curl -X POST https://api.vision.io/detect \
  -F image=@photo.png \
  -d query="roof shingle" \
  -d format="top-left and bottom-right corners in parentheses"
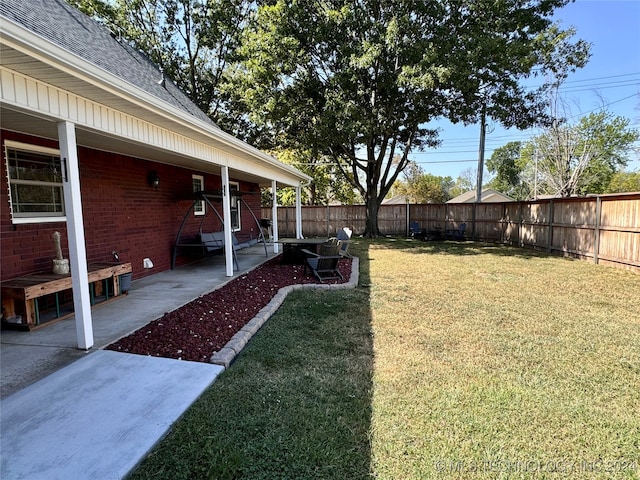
top-left (0, 0), bottom-right (216, 126)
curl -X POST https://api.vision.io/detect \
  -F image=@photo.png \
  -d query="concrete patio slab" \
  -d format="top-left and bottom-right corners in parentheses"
top-left (1, 350), bottom-right (223, 480)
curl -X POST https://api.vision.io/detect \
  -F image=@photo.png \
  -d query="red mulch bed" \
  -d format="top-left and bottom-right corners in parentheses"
top-left (106, 257), bottom-right (352, 363)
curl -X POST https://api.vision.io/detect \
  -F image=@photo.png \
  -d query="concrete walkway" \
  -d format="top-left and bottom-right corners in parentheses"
top-left (0, 246), bottom-right (271, 479)
top-left (0, 246), bottom-right (359, 479)
top-left (1, 350), bottom-right (223, 480)
top-left (1, 245), bottom-right (272, 399)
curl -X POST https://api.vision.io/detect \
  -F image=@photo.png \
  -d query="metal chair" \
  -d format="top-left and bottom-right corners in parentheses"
top-left (336, 227), bottom-right (353, 258)
top-left (302, 242), bottom-right (343, 282)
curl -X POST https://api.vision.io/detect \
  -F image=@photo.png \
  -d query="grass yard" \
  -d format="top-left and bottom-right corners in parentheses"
top-left (129, 239), bottom-right (640, 480)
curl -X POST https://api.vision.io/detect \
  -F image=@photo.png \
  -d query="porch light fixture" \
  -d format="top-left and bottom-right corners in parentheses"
top-left (147, 170), bottom-right (160, 189)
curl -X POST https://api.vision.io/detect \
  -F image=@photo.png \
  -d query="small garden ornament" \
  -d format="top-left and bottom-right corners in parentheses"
top-left (52, 231), bottom-right (70, 275)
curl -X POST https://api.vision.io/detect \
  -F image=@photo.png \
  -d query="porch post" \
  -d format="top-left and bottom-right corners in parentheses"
top-left (221, 166), bottom-right (234, 277)
top-left (271, 180), bottom-right (279, 253)
top-left (58, 121), bottom-right (93, 350)
top-left (295, 184), bottom-right (303, 239)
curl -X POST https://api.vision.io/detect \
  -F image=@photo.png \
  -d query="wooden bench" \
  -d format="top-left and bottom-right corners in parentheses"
top-left (1, 262), bottom-right (132, 330)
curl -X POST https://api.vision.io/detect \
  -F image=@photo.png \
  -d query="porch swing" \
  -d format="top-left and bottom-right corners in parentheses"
top-left (171, 190), bottom-right (268, 270)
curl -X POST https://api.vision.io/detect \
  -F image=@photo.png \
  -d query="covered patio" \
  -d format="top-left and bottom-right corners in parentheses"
top-left (0, 243), bottom-right (274, 400)
top-left (1, 0), bottom-right (312, 353)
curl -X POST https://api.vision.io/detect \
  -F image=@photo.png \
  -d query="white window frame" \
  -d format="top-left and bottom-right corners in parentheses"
top-left (229, 181), bottom-right (241, 231)
top-left (192, 174), bottom-right (205, 216)
top-left (4, 140), bottom-right (66, 224)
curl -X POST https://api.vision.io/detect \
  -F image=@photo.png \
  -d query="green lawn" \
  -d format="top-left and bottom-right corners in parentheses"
top-left (129, 239), bottom-right (640, 480)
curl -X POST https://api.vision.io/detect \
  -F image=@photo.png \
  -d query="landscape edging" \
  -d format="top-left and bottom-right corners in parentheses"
top-left (209, 256), bottom-right (360, 368)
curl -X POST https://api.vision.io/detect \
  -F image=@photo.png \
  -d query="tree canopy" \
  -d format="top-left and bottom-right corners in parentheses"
top-left (230, 0), bottom-right (589, 235)
top-left (68, 0), bottom-right (251, 127)
top-left (487, 111), bottom-right (639, 197)
top-left (389, 162), bottom-right (454, 203)
top-left (486, 141), bottom-right (532, 200)
top-left (69, 0), bottom-right (591, 234)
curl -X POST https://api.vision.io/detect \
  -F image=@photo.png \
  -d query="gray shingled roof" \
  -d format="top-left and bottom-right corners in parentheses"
top-left (0, 0), bottom-right (216, 126)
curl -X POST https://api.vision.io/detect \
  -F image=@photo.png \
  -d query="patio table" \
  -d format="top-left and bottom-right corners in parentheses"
top-left (278, 238), bottom-right (330, 263)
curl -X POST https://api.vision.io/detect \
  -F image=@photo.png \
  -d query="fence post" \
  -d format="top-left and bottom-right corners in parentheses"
top-left (471, 203), bottom-right (477, 240)
top-left (406, 203), bottom-right (410, 236)
top-left (285, 207), bottom-right (289, 237)
top-left (519, 201), bottom-right (524, 247)
top-left (594, 196), bottom-right (602, 264)
top-left (326, 204), bottom-right (330, 237)
top-left (547, 200), bottom-right (554, 253)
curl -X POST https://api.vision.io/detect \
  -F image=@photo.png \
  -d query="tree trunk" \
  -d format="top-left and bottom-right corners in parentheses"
top-left (363, 193), bottom-right (382, 237)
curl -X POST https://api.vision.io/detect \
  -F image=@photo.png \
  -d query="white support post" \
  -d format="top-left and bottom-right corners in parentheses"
top-left (221, 166), bottom-right (234, 277)
top-left (271, 180), bottom-right (279, 253)
top-left (295, 184), bottom-right (303, 239)
top-left (58, 121), bottom-right (93, 350)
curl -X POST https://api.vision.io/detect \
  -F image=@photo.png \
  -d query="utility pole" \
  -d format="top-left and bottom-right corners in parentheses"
top-left (473, 104), bottom-right (487, 240)
top-left (533, 148), bottom-right (538, 200)
top-left (476, 104), bottom-right (487, 203)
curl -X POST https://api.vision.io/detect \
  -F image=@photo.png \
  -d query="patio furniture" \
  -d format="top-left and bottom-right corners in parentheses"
top-left (446, 223), bottom-right (467, 240)
top-left (171, 190), bottom-right (268, 270)
top-left (1, 262), bottom-right (132, 330)
top-left (278, 237), bottom-right (329, 263)
top-left (409, 221), bottom-right (426, 239)
top-left (336, 227), bottom-right (353, 258)
top-left (302, 242), bottom-right (343, 282)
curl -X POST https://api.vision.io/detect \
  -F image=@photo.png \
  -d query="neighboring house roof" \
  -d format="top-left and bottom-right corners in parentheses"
top-left (0, 0), bottom-right (311, 187)
top-left (382, 195), bottom-right (411, 205)
top-left (447, 189), bottom-right (515, 203)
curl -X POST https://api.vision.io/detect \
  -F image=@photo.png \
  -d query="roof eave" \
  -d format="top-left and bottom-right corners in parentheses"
top-left (0, 16), bottom-right (312, 185)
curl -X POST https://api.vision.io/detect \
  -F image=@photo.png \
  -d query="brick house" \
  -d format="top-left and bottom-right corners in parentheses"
top-left (0, 0), bottom-right (310, 348)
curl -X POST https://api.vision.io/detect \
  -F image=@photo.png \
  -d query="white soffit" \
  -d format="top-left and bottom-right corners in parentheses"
top-left (0, 19), bottom-right (311, 187)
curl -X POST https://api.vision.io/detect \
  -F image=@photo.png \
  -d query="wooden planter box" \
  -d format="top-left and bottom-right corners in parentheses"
top-left (1, 262), bottom-right (132, 331)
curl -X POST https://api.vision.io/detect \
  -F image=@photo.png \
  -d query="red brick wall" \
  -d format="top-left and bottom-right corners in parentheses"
top-left (1, 130), bottom-right (263, 281)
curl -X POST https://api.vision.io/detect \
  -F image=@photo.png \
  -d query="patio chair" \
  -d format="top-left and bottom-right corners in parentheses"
top-left (409, 221), bottom-right (425, 239)
top-left (450, 222), bottom-right (467, 240)
top-left (301, 242), bottom-right (343, 282)
top-left (336, 227), bottom-right (353, 258)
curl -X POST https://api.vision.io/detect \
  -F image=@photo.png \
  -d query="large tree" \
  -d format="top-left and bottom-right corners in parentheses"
top-left (231, 0), bottom-right (590, 235)
top-left (486, 141), bottom-right (532, 200)
top-left (531, 111), bottom-right (639, 196)
top-left (390, 162), bottom-right (454, 203)
top-left (487, 112), bottom-right (639, 198)
top-left (68, 0), bottom-right (251, 127)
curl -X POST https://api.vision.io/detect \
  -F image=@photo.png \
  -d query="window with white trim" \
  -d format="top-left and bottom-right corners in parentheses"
top-left (4, 141), bottom-right (65, 224)
top-left (192, 174), bottom-right (205, 216)
top-left (230, 181), bottom-right (241, 231)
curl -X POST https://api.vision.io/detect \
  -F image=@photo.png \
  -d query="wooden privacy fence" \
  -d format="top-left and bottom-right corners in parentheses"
top-left (262, 193), bottom-right (640, 272)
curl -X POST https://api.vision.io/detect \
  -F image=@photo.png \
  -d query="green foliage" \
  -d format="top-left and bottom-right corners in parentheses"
top-left (532, 111), bottom-right (639, 196)
top-left (66, 0), bottom-right (116, 20)
top-left (488, 111), bottom-right (639, 198)
top-left (605, 170), bottom-right (640, 193)
top-left (391, 161), bottom-right (454, 203)
top-left (486, 141), bottom-right (531, 200)
top-left (259, 149), bottom-right (359, 206)
top-left (450, 168), bottom-right (477, 198)
top-left (229, 0), bottom-right (589, 235)
top-left (69, 0), bottom-right (251, 125)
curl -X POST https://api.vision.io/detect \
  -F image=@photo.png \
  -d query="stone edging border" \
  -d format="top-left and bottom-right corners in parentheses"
top-left (209, 256), bottom-right (360, 368)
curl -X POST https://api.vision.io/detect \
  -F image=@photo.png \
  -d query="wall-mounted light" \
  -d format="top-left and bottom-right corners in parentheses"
top-left (147, 170), bottom-right (160, 189)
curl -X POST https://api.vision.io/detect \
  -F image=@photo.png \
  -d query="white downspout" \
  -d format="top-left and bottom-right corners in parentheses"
top-left (221, 166), bottom-right (234, 277)
top-left (271, 180), bottom-right (279, 253)
top-left (58, 121), bottom-right (93, 350)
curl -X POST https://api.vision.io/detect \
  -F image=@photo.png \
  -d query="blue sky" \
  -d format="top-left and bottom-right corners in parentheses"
top-left (410, 0), bottom-right (640, 181)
